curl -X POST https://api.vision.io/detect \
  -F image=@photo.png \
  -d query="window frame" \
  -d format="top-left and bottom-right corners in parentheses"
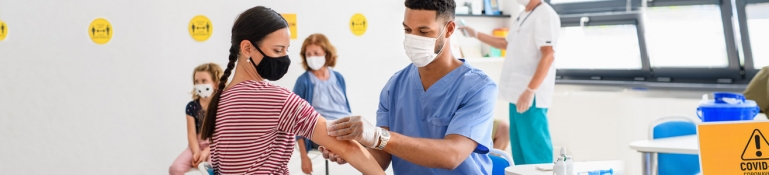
top-left (643, 0), bottom-right (743, 84)
top-left (736, 0), bottom-right (769, 77)
top-left (547, 0), bottom-right (643, 15)
top-left (556, 12), bottom-right (652, 81)
top-left (552, 0), bottom-right (748, 86)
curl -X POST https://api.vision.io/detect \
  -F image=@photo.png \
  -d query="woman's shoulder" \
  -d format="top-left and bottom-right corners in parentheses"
top-left (330, 69), bottom-right (344, 76)
top-left (229, 80), bottom-right (293, 96)
top-left (330, 69), bottom-right (346, 81)
top-left (295, 71), bottom-right (313, 84)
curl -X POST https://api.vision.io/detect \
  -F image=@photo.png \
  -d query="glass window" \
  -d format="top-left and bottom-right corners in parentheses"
top-left (644, 5), bottom-right (729, 68)
top-left (550, 0), bottom-right (613, 4)
top-left (555, 24), bottom-right (643, 69)
top-left (747, 3), bottom-right (769, 69)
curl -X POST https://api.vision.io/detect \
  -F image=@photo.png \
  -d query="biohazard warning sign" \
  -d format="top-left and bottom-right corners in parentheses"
top-left (699, 121), bottom-right (769, 175)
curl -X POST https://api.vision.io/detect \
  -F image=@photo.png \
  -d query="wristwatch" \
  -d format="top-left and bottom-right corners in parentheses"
top-left (375, 128), bottom-right (390, 150)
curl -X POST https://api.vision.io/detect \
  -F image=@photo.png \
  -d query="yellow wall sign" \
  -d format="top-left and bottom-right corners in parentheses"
top-left (89, 18), bottom-right (112, 44)
top-left (0, 20), bottom-right (7, 41)
top-left (281, 14), bottom-right (297, 40)
top-left (698, 121), bottom-right (769, 174)
top-left (188, 15), bottom-right (213, 42)
top-left (349, 13), bottom-right (367, 36)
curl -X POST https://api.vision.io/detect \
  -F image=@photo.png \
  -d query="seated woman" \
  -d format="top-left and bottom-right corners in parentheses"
top-left (198, 6), bottom-right (384, 175)
top-left (293, 33), bottom-right (352, 174)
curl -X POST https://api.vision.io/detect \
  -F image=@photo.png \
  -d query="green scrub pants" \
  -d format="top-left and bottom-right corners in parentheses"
top-left (509, 98), bottom-right (553, 165)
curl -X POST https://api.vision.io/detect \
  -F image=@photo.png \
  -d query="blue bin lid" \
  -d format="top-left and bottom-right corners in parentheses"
top-left (699, 92), bottom-right (758, 109)
top-left (699, 99), bottom-right (758, 109)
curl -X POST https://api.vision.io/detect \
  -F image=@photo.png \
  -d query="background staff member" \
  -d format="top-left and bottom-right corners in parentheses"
top-left (460, 0), bottom-right (560, 165)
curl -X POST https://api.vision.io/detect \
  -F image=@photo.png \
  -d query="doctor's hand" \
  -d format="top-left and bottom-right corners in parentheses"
top-left (328, 116), bottom-right (380, 148)
top-left (318, 146), bottom-right (348, 165)
top-left (516, 88), bottom-right (536, 113)
top-left (458, 26), bottom-right (478, 38)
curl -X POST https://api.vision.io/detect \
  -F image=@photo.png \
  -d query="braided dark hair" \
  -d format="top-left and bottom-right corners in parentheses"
top-left (199, 6), bottom-right (288, 140)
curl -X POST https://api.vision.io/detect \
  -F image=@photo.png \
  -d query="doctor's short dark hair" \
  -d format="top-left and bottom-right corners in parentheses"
top-left (405, 0), bottom-right (456, 22)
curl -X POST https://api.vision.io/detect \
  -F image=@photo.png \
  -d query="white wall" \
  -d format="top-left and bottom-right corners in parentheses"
top-left (0, 0), bottom-right (740, 175)
top-left (0, 0), bottom-right (407, 174)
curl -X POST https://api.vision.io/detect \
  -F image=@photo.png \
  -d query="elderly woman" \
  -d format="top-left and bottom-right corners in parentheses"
top-left (293, 33), bottom-right (352, 174)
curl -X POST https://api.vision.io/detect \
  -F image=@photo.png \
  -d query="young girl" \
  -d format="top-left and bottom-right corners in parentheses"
top-left (198, 6), bottom-right (384, 175)
top-left (169, 63), bottom-right (223, 175)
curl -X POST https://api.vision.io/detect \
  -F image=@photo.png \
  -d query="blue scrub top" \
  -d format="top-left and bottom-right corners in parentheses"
top-left (376, 62), bottom-right (498, 175)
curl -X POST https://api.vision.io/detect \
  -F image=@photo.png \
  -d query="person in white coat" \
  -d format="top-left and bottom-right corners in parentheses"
top-left (459, 0), bottom-right (560, 165)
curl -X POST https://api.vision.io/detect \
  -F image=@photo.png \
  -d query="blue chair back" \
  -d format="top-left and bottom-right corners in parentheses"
top-left (489, 149), bottom-right (513, 175)
top-left (653, 120), bottom-right (700, 175)
top-left (490, 154), bottom-right (510, 175)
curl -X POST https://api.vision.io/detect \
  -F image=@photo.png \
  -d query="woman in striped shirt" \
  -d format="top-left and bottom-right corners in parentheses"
top-left (198, 6), bottom-right (384, 175)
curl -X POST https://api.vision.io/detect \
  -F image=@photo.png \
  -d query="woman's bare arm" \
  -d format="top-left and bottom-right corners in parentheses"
top-left (311, 117), bottom-right (385, 175)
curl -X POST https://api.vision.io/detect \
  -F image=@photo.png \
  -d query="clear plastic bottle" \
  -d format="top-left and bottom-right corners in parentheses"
top-left (554, 157), bottom-right (566, 175)
top-left (565, 156), bottom-right (574, 175)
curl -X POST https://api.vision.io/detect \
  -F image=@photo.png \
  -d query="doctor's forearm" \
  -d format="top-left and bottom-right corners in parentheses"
top-left (527, 48), bottom-right (555, 90)
top-left (383, 133), bottom-right (475, 170)
top-left (477, 33), bottom-right (508, 49)
top-left (366, 148), bottom-right (392, 170)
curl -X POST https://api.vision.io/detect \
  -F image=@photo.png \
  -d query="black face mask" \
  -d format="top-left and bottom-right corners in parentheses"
top-left (249, 46), bottom-right (291, 81)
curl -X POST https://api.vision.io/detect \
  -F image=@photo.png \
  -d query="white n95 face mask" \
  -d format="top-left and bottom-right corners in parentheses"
top-left (194, 84), bottom-right (214, 99)
top-left (306, 56), bottom-right (326, 70)
top-left (518, 0), bottom-right (531, 5)
top-left (404, 26), bottom-right (448, 67)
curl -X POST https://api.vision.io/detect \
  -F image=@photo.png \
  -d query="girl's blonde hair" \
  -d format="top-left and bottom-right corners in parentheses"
top-left (191, 63), bottom-right (224, 100)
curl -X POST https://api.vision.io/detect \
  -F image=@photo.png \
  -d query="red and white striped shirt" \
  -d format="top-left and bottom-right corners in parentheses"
top-left (211, 80), bottom-right (319, 174)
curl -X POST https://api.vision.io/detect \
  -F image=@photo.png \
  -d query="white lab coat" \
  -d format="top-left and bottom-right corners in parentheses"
top-left (498, 3), bottom-right (561, 108)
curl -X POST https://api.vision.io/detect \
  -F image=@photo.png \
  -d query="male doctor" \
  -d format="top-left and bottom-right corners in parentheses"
top-left (318, 0), bottom-right (499, 174)
top-left (460, 0), bottom-right (560, 165)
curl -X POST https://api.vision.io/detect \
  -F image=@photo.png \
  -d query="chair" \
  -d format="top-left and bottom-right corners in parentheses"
top-left (489, 148), bottom-right (514, 175)
top-left (199, 162), bottom-right (213, 175)
top-left (182, 162), bottom-right (211, 175)
top-left (299, 137), bottom-right (330, 175)
top-left (649, 116), bottom-right (700, 175)
top-left (306, 150), bottom-right (330, 175)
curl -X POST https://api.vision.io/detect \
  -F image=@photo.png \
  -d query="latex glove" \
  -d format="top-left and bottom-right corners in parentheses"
top-left (318, 146), bottom-right (348, 165)
top-left (301, 156), bottom-right (313, 174)
top-left (458, 26), bottom-right (478, 38)
top-left (328, 116), bottom-right (380, 148)
top-left (516, 88), bottom-right (536, 113)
